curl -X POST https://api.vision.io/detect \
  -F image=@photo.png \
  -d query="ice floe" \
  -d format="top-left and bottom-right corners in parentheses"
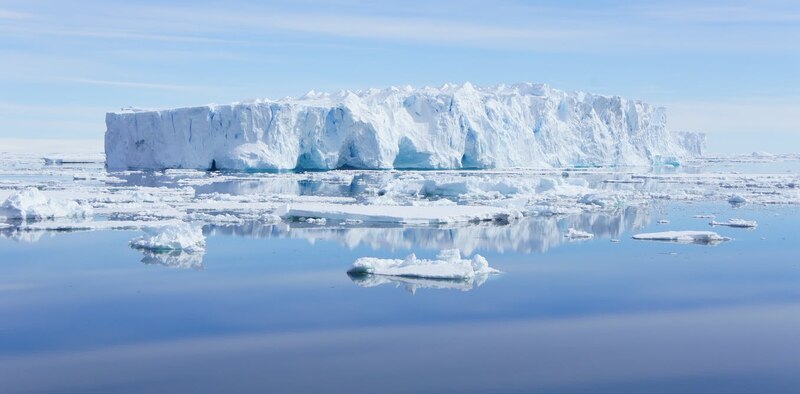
top-left (632, 231), bottom-right (731, 244)
top-left (348, 249), bottom-right (498, 280)
top-left (0, 187), bottom-right (92, 222)
top-left (130, 223), bottom-right (206, 252)
top-left (710, 219), bottom-right (758, 228)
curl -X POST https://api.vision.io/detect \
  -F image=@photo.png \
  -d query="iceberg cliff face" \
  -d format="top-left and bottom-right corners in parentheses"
top-left (105, 82), bottom-right (705, 171)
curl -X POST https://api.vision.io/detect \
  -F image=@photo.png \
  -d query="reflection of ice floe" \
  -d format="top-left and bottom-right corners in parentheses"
top-left (277, 202), bottom-right (523, 225)
top-left (208, 206), bottom-right (652, 254)
top-left (130, 223), bottom-right (206, 252)
top-left (565, 228), bottom-right (594, 240)
top-left (139, 250), bottom-right (204, 270)
top-left (348, 249), bottom-right (498, 280)
top-left (0, 227), bottom-right (46, 243)
top-left (710, 219), bottom-right (757, 228)
top-left (632, 231), bottom-right (730, 244)
top-left (348, 271), bottom-right (492, 294)
top-left (0, 188), bottom-right (92, 221)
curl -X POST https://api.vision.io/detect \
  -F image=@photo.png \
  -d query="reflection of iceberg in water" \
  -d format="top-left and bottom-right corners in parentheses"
top-left (0, 227), bottom-right (46, 243)
top-left (207, 206), bottom-right (653, 254)
top-left (138, 250), bottom-right (204, 270)
top-left (348, 271), bottom-right (492, 294)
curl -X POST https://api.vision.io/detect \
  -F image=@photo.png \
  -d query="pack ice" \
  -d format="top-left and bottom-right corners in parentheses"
top-left (105, 82), bottom-right (704, 171)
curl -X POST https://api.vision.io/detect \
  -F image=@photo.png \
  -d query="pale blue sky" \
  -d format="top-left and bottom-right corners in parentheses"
top-left (1, 0), bottom-right (798, 151)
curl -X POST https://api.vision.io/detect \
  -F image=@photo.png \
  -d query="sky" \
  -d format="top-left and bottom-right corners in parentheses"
top-left (0, 0), bottom-right (799, 151)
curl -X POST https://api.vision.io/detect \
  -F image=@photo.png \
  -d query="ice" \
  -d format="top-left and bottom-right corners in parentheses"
top-left (105, 82), bottom-right (704, 171)
top-left (710, 219), bottom-right (757, 228)
top-left (632, 231), bottom-right (731, 244)
top-left (728, 194), bottom-right (748, 205)
top-left (129, 223), bottom-right (206, 252)
top-left (347, 249), bottom-right (498, 280)
top-left (277, 202), bottom-right (523, 225)
top-left (565, 228), bottom-right (594, 240)
top-left (0, 188), bottom-right (92, 222)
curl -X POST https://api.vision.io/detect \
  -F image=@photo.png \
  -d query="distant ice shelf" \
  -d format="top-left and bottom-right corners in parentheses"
top-left (105, 82), bottom-right (705, 171)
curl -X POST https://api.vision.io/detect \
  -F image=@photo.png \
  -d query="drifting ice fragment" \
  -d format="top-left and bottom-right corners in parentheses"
top-left (632, 231), bottom-right (730, 244)
top-left (130, 223), bottom-right (206, 252)
top-left (710, 219), bottom-right (757, 228)
top-left (728, 194), bottom-right (748, 205)
top-left (348, 249), bottom-right (498, 280)
top-left (0, 188), bottom-right (92, 221)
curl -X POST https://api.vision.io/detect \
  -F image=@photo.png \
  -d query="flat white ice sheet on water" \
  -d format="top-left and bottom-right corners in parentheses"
top-left (129, 223), bottom-right (206, 252)
top-left (710, 219), bottom-right (758, 228)
top-left (632, 231), bottom-right (730, 244)
top-left (348, 249), bottom-right (498, 280)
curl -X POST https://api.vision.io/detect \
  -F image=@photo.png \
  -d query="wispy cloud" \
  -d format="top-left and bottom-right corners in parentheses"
top-left (0, 9), bottom-right (32, 19)
top-left (63, 78), bottom-right (206, 91)
top-left (665, 97), bottom-right (800, 133)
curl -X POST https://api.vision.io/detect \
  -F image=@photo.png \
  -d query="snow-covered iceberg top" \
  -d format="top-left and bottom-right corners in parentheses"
top-left (105, 82), bottom-right (705, 171)
top-left (348, 249), bottom-right (498, 280)
top-left (130, 223), bottom-right (206, 252)
top-left (0, 187), bottom-right (92, 222)
top-left (632, 230), bottom-right (730, 244)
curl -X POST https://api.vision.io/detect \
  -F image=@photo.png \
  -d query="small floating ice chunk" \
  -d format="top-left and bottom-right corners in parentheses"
top-left (693, 214), bottom-right (716, 219)
top-left (130, 223), bottom-right (206, 252)
top-left (305, 217), bottom-right (327, 225)
top-left (728, 194), bottom-right (748, 205)
top-left (0, 188), bottom-right (92, 221)
top-left (710, 218), bottom-right (757, 228)
top-left (632, 230), bottom-right (730, 244)
top-left (565, 228), bottom-right (594, 240)
top-left (657, 219), bottom-right (670, 224)
top-left (348, 249), bottom-right (498, 280)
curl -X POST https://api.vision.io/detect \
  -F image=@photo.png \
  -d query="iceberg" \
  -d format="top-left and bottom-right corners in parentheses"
top-left (347, 249), bottom-right (498, 280)
top-left (632, 231), bottom-right (730, 244)
top-left (105, 82), bottom-right (704, 171)
top-left (129, 223), bottom-right (206, 252)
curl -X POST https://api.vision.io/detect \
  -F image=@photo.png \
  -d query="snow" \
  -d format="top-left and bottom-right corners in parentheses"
top-left (347, 249), bottom-right (498, 280)
top-left (0, 188), bottom-right (92, 221)
top-left (710, 219), bottom-right (757, 228)
top-left (105, 82), bottom-right (704, 171)
top-left (277, 202), bottom-right (523, 225)
top-left (632, 231), bottom-right (731, 244)
top-left (129, 223), bottom-right (206, 252)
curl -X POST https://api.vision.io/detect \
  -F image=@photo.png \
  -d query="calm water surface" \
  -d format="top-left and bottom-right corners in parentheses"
top-left (1, 176), bottom-right (800, 392)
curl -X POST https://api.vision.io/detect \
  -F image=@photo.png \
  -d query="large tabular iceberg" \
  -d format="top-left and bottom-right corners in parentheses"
top-left (105, 82), bottom-right (705, 171)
